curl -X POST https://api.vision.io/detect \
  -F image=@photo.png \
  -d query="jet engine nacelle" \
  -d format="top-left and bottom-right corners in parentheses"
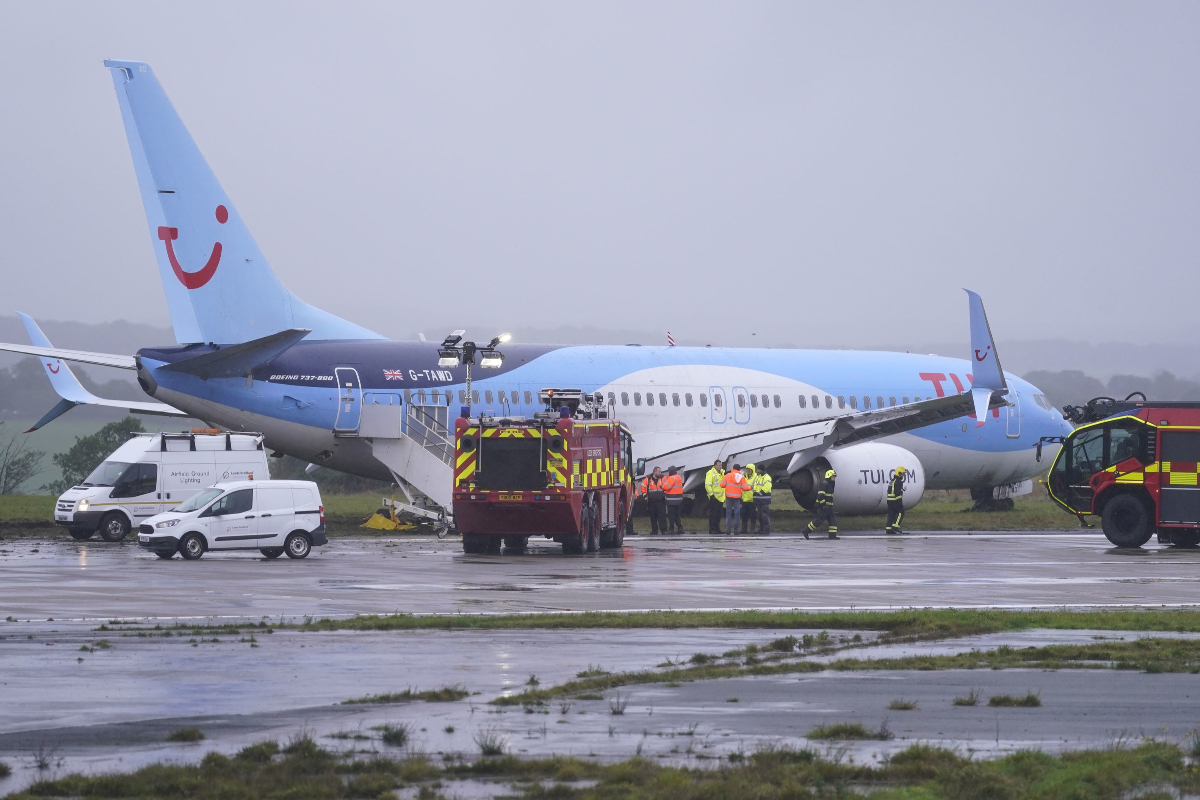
top-left (790, 442), bottom-right (925, 515)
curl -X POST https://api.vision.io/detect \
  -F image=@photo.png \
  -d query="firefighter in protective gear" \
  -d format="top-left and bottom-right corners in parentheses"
top-left (638, 466), bottom-right (669, 535)
top-left (753, 468), bottom-right (774, 534)
top-left (885, 466), bottom-right (906, 535)
top-left (740, 464), bottom-right (758, 534)
top-left (663, 466), bottom-right (685, 534)
top-left (719, 465), bottom-right (748, 535)
top-left (705, 459), bottom-right (725, 534)
top-left (805, 468), bottom-right (839, 539)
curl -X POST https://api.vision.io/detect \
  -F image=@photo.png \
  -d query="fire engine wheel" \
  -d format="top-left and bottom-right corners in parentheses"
top-left (585, 499), bottom-right (600, 553)
top-left (1100, 494), bottom-right (1154, 548)
top-left (462, 533), bottom-right (492, 554)
top-left (503, 536), bottom-right (527, 553)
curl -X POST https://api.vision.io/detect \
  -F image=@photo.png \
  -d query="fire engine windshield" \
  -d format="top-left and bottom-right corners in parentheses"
top-left (475, 438), bottom-right (546, 491)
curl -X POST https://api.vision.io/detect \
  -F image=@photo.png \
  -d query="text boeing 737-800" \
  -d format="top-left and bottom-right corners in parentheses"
top-left (0, 60), bottom-right (1072, 516)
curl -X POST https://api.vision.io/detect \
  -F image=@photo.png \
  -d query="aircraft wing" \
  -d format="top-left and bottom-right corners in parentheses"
top-left (10, 313), bottom-right (186, 431)
top-left (0, 342), bottom-right (137, 370)
top-left (653, 288), bottom-right (1012, 485)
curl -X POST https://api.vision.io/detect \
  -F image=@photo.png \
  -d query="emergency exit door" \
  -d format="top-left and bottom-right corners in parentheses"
top-left (333, 367), bottom-right (362, 433)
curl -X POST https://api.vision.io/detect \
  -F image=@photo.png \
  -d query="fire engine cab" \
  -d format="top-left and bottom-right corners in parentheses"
top-left (1047, 396), bottom-right (1200, 547)
top-left (452, 389), bottom-right (635, 555)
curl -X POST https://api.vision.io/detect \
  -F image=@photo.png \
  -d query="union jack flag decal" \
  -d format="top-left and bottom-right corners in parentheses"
top-left (383, 370), bottom-right (405, 381)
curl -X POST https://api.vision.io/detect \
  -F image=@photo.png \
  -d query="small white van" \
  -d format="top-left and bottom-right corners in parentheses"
top-left (137, 480), bottom-right (326, 560)
top-left (55, 431), bottom-right (270, 542)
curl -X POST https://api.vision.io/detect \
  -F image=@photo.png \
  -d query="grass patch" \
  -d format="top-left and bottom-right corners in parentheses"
top-left (888, 698), bottom-right (918, 710)
top-left (0, 760), bottom-right (9, 778)
top-left (18, 734), bottom-right (1200, 798)
top-left (343, 684), bottom-right (469, 704)
top-left (165, 727), bottom-right (205, 743)
top-left (473, 726), bottom-right (508, 756)
top-left (953, 688), bottom-right (982, 706)
top-left (807, 720), bottom-right (893, 740)
top-left (375, 723), bottom-right (413, 747)
top-left (296, 607), bottom-right (1200, 641)
top-left (989, 691), bottom-right (1043, 707)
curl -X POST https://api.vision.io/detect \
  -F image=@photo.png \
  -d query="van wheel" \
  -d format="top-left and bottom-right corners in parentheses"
top-left (260, 548), bottom-right (284, 559)
top-left (179, 533), bottom-right (206, 560)
top-left (68, 529), bottom-right (94, 541)
top-left (1101, 495), bottom-right (1153, 548)
top-left (285, 533), bottom-right (311, 559)
top-left (98, 513), bottom-right (130, 542)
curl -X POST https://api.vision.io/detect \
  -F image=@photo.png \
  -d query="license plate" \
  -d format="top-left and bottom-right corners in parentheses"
top-left (497, 494), bottom-right (522, 501)
top-left (139, 535), bottom-right (149, 543)
top-left (56, 515), bottom-right (67, 521)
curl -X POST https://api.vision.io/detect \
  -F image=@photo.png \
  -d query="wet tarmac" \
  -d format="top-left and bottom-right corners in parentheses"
top-left (2, 531), bottom-right (1200, 624)
top-left (3, 532), bottom-right (1200, 793)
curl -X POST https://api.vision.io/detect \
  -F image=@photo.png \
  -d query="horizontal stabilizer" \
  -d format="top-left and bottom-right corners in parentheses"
top-left (160, 328), bottom-right (311, 380)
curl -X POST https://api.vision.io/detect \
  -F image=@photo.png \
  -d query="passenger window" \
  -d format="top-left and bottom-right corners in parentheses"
top-left (685, 393), bottom-right (693, 407)
top-left (863, 396), bottom-right (871, 409)
top-left (902, 397), bottom-right (909, 404)
top-left (737, 394), bottom-right (746, 409)
top-left (700, 394), bottom-right (708, 408)
top-left (510, 391), bottom-right (519, 404)
top-left (472, 390), bottom-right (480, 404)
top-left (773, 395), bottom-right (780, 408)
top-left (823, 396), bottom-right (830, 409)
top-left (672, 393), bottom-right (680, 407)
top-left (647, 393), bottom-right (655, 407)
top-left (621, 392), bottom-right (630, 406)
top-left (914, 396), bottom-right (921, 402)
top-left (714, 393), bottom-right (723, 408)
top-left (798, 395), bottom-right (807, 408)
top-left (485, 390), bottom-right (493, 404)
top-left (761, 394), bottom-right (768, 408)
top-left (750, 394), bottom-right (758, 408)
top-left (634, 393), bottom-right (642, 406)
top-left (838, 396), bottom-right (846, 409)
top-left (659, 392), bottom-right (667, 406)
top-left (458, 390), bottom-right (466, 404)
top-left (877, 396), bottom-right (884, 409)
top-left (608, 392), bottom-right (616, 405)
top-left (848, 396), bottom-right (857, 410)
top-left (889, 396), bottom-right (896, 407)
top-left (1109, 423), bottom-right (1148, 466)
top-left (417, 389), bottom-right (426, 403)
top-left (206, 488), bottom-right (253, 517)
top-left (525, 391), bottom-right (533, 405)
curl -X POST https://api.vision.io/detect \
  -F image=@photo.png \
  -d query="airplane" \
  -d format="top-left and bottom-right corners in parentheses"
top-left (0, 60), bottom-right (1073, 519)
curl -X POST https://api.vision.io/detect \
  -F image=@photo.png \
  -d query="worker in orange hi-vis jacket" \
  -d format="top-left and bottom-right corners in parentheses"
top-left (719, 465), bottom-right (748, 535)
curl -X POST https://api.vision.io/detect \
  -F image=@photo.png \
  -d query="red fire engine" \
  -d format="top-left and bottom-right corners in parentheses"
top-left (1047, 396), bottom-right (1200, 547)
top-left (452, 389), bottom-right (635, 555)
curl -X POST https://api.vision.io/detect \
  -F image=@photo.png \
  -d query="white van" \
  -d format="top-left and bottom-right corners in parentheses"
top-left (54, 431), bottom-right (270, 542)
top-left (137, 480), bottom-right (326, 560)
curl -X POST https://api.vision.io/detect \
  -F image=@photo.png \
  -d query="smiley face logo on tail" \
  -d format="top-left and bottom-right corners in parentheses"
top-left (158, 205), bottom-right (228, 289)
top-left (974, 345), bottom-right (991, 362)
top-left (45, 360), bottom-right (60, 374)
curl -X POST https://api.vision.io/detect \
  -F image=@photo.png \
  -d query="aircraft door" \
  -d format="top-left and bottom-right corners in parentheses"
top-left (333, 368), bottom-right (362, 433)
top-left (709, 387), bottom-right (727, 424)
top-left (1006, 391), bottom-right (1021, 439)
top-left (733, 386), bottom-right (750, 424)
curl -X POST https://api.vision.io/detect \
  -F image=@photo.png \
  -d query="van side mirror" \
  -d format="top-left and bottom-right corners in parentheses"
top-left (635, 458), bottom-right (646, 478)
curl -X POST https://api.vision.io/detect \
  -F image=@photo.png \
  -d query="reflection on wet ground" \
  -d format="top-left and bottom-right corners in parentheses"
top-left (3, 532), bottom-right (1200, 793)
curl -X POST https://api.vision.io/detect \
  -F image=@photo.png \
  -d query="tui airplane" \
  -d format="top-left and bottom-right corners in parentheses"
top-left (0, 61), bottom-right (1072, 516)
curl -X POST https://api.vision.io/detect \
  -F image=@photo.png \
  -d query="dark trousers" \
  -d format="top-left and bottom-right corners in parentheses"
top-left (666, 501), bottom-right (683, 533)
top-left (740, 499), bottom-right (757, 533)
top-left (807, 503), bottom-right (838, 534)
top-left (755, 499), bottom-right (771, 533)
top-left (708, 496), bottom-right (723, 533)
top-left (647, 498), bottom-right (668, 535)
top-left (886, 500), bottom-right (904, 533)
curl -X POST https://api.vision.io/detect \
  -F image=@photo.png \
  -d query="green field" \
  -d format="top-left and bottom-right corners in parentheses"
top-left (0, 483), bottom-right (1084, 537)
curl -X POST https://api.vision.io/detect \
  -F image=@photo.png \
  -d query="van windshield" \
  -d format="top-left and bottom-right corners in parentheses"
top-left (80, 461), bottom-right (132, 488)
top-left (174, 488), bottom-right (223, 513)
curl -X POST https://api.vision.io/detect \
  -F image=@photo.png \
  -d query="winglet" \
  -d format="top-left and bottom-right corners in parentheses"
top-left (964, 290), bottom-right (1007, 426)
top-left (15, 312), bottom-right (98, 404)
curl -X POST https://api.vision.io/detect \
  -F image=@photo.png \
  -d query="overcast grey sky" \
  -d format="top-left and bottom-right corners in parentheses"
top-left (2, 2), bottom-right (1197, 348)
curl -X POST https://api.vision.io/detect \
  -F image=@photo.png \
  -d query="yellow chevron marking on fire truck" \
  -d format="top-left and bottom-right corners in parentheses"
top-left (1145, 463), bottom-right (1160, 473)
top-left (1115, 473), bottom-right (1144, 484)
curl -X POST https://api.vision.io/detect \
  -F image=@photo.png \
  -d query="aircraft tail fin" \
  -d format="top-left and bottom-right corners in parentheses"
top-left (103, 60), bottom-right (383, 345)
top-left (964, 289), bottom-right (1008, 425)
